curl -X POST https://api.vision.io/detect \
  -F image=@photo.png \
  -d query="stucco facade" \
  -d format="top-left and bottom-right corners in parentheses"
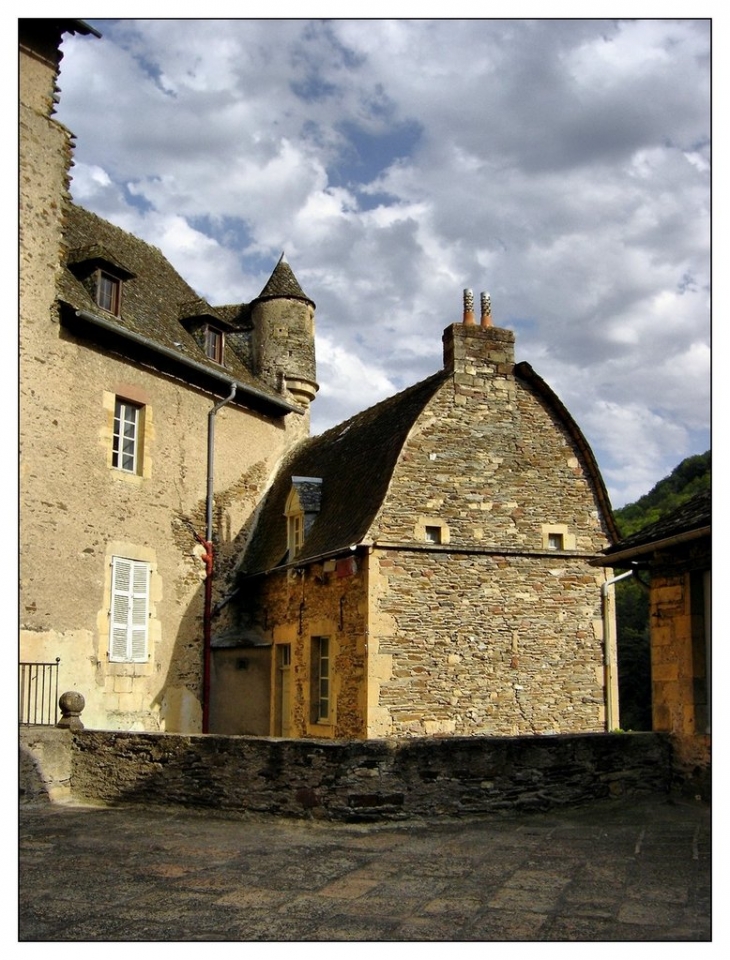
top-left (20, 21), bottom-right (315, 732)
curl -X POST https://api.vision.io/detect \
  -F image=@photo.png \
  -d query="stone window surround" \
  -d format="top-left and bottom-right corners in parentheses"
top-left (415, 516), bottom-right (451, 544)
top-left (541, 523), bottom-right (575, 551)
top-left (103, 387), bottom-right (153, 483)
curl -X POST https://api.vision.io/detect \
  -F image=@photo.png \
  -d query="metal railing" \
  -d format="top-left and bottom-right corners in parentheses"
top-left (19, 659), bottom-right (60, 726)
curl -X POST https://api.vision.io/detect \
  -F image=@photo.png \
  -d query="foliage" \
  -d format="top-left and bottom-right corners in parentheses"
top-left (612, 450), bottom-right (710, 730)
top-left (614, 451), bottom-right (711, 538)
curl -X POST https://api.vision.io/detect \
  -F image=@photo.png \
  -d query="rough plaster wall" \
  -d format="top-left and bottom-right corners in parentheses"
top-left (19, 35), bottom-right (310, 734)
top-left (252, 298), bottom-right (316, 399)
top-left (365, 373), bottom-right (610, 738)
top-left (20, 343), bottom-right (302, 732)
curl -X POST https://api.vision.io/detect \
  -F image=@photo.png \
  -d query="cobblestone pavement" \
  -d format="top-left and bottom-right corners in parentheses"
top-left (19, 793), bottom-right (711, 941)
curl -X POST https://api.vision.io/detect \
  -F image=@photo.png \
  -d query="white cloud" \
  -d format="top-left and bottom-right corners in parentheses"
top-left (56, 18), bottom-right (710, 508)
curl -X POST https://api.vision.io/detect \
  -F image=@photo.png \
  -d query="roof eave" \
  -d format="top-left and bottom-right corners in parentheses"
top-left (591, 525), bottom-right (711, 567)
top-left (67, 307), bottom-right (302, 415)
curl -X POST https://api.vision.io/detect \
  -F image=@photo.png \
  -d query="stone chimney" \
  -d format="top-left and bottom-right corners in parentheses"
top-left (443, 289), bottom-right (515, 377)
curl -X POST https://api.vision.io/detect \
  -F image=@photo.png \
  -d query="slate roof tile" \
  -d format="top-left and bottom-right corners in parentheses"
top-left (240, 371), bottom-right (449, 574)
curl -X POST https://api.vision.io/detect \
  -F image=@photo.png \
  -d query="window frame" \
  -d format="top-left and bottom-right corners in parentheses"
top-left (204, 324), bottom-right (225, 364)
top-left (108, 557), bottom-right (150, 663)
top-left (311, 636), bottom-right (331, 724)
top-left (96, 269), bottom-right (122, 316)
top-left (112, 398), bottom-right (143, 474)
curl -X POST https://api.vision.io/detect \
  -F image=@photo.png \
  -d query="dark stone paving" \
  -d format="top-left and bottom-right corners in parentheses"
top-left (19, 793), bottom-right (711, 941)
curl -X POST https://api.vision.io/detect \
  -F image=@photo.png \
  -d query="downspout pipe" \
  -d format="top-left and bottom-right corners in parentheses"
top-left (601, 568), bottom-right (634, 732)
top-left (202, 382), bottom-right (237, 733)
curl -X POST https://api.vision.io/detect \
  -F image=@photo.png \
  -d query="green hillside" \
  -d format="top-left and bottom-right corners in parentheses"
top-left (614, 450), bottom-right (711, 537)
top-left (613, 450), bottom-right (710, 730)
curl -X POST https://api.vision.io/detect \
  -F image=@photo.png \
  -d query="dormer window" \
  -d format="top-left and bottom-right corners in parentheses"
top-left (204, 325), bottom-right (224, 364)
top-left (96, 270), bottom-right (122, 315)
top-left (284, 477), bottom-right (322, 561)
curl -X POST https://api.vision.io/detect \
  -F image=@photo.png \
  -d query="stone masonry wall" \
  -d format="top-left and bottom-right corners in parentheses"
top-left (365, 331), bottom-right (613, 738)
top-left (370, 549), bottom-right (606, 737)
top-left (240, 561), bottom-right (370, 739)
top-left (58, 729), bottom-right (671, 821)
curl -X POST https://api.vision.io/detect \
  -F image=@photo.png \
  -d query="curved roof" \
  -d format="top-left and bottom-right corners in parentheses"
top-left (515, 361), bottom-right (620, 543)
top-left (240, 372), bottom-right (449, 574)
top-left (241, 353), bottom-right (619, 576)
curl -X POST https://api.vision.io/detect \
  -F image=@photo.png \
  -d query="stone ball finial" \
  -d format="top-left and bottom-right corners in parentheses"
top-left (57, 691), bottom-right (85, 730)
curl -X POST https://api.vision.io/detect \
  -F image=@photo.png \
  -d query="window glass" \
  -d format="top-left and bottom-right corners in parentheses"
top-left (205, 326), bottom-right (224, 363)
top-left (112, 399), bottom-right (141, 473)
top-left (97, 271), bottom-right (121, 314)
top-left (312, 636), bottom-right (330, 722)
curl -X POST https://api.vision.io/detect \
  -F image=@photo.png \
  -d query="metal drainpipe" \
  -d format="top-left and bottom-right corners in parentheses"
top-left (601, 568), bottom-right (634, 731)
top-left (202, 382), bottom-right (237, 733)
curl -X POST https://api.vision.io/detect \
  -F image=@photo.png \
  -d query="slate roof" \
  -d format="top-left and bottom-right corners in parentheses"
top-left (57, 204), bottom-right (298, 413)
top-left (597, 487), bottom-right (711, 564)
top-left (240, 372), bottom-right (449, 574)
top-left (240, 357), bottom-right (618, 576)
top-left (252, 253), bottom-right (315, 306)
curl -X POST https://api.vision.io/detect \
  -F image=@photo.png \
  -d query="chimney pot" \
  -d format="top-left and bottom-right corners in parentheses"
top-left (463, 288), bottom-right (476, 326)
top-left (480, 291), bottom-right (492, 327)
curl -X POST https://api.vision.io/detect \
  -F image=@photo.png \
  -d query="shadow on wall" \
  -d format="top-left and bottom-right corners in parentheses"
top-left (151, 498), bottom-right (271, 735)
top-left (60, 729), bottom-right (676, 823)
top-left (20, 745), bottom-right (52, 803)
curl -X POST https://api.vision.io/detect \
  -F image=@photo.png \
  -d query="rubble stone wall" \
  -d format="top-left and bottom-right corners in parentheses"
top-left (45, 728), bottom-right (672, 821)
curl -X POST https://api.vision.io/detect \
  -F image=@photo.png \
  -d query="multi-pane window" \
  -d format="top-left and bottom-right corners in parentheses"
top-left (204, 325), bottom-right (224, 363)
top-left (112, 399), bottom-right (141, 473)
top-left (312, 636), bottom-right (330, 723)
top-left (109, 557), bottom-right (150, 662)
top-left (288, 512), bottom-right (304, 558)
top-left (96, 271), bottom-right (122, 315)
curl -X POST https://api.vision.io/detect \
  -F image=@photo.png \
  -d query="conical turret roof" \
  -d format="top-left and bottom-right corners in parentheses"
top-left (253, 253), bottom-right (315, 307)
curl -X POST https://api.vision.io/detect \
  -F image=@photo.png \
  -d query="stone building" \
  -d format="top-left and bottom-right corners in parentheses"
top-left (215, 296), bottom-right (621, 739)
top-left (21, 20), bottom-right (621, 742)
top-left (20, 20), bottom-right (316, 732)
top-left (593, 489), bottom-right (711, 792)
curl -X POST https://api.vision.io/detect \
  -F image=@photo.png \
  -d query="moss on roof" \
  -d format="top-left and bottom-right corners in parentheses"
top-left (240, 371), bottom-right (449, 574)
top-left (252, 253), bottom-right (314, 306)
top-left (57, 203), bottom-right (286, 405)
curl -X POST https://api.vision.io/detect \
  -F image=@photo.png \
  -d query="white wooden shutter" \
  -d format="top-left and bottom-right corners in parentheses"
top-left (109, 557), bottom-right (149, 662)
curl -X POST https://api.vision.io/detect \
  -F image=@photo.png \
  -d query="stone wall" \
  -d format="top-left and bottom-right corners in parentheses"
top-left (242, 560), bottom-right (370, 739)
top-left (36, 728), bottom-right (672, 821)
top-left (364, 333), bottom-right (614, 738)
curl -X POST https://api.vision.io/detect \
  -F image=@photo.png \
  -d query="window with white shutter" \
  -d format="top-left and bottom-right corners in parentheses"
top-left (109, 557), bottom-right (150, 662)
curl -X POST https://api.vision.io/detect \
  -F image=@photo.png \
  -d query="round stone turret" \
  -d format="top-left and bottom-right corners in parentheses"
top-left (250, 254), bottom-right (318, 406)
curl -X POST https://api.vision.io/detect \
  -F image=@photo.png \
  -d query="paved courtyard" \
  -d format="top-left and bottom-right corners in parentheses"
top-left (19, 792), bottom-right (711, 941)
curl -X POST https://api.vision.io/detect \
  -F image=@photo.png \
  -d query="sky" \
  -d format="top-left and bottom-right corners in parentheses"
top-left (52, 17), bottom-right (711, 509)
